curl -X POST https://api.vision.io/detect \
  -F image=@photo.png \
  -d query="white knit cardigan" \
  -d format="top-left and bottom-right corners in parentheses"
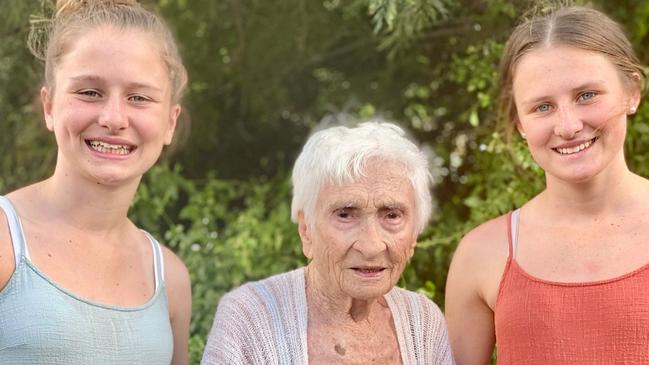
top-left (201, 268), bottom-right (455, 364)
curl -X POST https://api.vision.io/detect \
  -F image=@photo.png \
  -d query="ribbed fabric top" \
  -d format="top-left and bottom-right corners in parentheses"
top-left (0, 196), bottom-right (173, 365)
top-left (201, 268), bottom-right (455, 365)
top-left (494, 209), bottom-right (649, 364)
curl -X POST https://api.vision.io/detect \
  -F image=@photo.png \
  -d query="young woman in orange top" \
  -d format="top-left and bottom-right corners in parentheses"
top-left (445, 5), bottom-right (647, 364)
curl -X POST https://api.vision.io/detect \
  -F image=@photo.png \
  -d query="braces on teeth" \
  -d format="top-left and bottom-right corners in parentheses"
top-left (88, 140), bottom-right (132, 155)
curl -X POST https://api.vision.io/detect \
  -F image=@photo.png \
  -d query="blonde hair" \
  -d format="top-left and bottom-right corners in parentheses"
top-left (28, 0), bottom-right (187, 103)
top-left (497, 5), bottom-right (646, 140)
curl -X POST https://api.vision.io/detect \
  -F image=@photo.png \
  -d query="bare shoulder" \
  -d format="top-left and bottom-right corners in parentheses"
top-left (447, 212), bottom-right (511, 309)
top-left (160, 245), bottom-right (191, 365)
top-left (634, 174), bottom-right (649, 205)
top-left (444, 213), bottom-right (511, 364)
top-left (0, 207), bottom-right (15, 290)
top-left (1, 189), bottom-right (39, 290)
top-left (160, 245), bottom-right (191, 297)
top-left (452, 213), bottom-right (510, 274)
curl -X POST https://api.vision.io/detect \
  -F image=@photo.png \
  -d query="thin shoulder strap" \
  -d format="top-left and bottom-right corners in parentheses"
top-left (142, 230), bottom-right (165, 290)
top-left (0, 196), bottom-right (30, 267)
top-left (510, 208), bottom-right (521, 259)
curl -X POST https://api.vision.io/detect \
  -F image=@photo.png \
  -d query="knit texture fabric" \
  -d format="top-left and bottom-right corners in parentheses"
top-left (495, 210), bottom-right (649, 364)
top-left (201, 268), bottom-right (454, 364)
top-left (0, 196), bottom-right (173, 365)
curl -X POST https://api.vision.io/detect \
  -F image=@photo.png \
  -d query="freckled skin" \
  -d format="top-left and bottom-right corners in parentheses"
top-left (0, 25), bottom-right (191, 365)
top-left (510, 45), bottom-right (649, 282)
top-left (300, 158), bottom-right (417, 364)
top-left (43, 25), bottom-right (179, 187)
top-left (0, 27), bottom-right (178, 305)
top-left (446, 44), bottom-right (649, 365)
top-left (513, 45), bottom-right (634, 184)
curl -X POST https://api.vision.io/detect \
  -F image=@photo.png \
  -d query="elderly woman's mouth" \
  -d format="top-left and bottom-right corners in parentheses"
top-left (351, 267), bottom-right (387, 278)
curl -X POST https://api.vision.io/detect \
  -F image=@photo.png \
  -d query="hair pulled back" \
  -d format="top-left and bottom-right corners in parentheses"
top-left (291, 119), bottom-right (433, 234)
top-left (29, 0), bottom-right (187, 103)
top-left (497, 5), bottom-right (646, 140)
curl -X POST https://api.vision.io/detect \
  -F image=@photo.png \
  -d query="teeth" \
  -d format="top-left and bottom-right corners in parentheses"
top-left (356, 268), bottom-right (383, 273)
top-left (556, 138), bottom-right (595, 155)
top-left (88, 140), bottom-right (133, 155)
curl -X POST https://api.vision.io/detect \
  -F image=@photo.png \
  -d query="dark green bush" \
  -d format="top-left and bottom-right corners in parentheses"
top-left (132, 165), bottom-right (305, 362)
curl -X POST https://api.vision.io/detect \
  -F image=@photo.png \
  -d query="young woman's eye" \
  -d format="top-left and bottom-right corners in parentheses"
top-left (577, 91), bottom-right (597, 102)
top-left (77, 90), bottom-right (101, 98)
top-left (535, 103), bottom-right (552, 113)
top-left (128, 95), bottom-right (151, 103)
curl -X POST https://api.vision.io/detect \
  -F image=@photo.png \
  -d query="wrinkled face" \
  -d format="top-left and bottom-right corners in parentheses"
top-left (299, 158), bottom-right (418, 301)
top-left (513, 45), bottom-right (639, 183)
top-left (42, 25), bottom-right (180, 186)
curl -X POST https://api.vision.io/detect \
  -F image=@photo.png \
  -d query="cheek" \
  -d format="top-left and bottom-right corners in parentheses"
top-left (315, 230), bottom-right (352, 267)
top-left (388, 234), bottom-right (416, 264)
top-left (138, 111), bottom-right (174, 141)
top-left (134, 114), bottom-right (161, 136)
top-left (582, 103), bottom-right (627, 132)
top-left (52, 99), bottom-right (98, 130)
top-left (518, 118), bottom-right (552, 148)
top-left (53, 111), bottom-right (86, 136)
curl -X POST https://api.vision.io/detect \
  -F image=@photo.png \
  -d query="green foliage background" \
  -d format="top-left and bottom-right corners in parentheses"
top-left (2, 0), bottom-right (649, 363)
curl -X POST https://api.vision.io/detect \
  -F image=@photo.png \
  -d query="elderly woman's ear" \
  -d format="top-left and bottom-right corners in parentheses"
top-left (201, 121), bottom-right (454, 365)
top-left (297, 211), bottom-right (313, 259)
top-left (408, 239), bottom-right (417, 259)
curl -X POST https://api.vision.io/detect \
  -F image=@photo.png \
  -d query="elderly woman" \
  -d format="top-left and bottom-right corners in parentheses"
top-left (201, 121), bottom-right (454, 364)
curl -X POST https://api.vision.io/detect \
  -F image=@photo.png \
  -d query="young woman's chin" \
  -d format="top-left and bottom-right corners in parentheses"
top-left (81, 149), bottom-right (161, 186)
top-left (87, 170), bottom-right (143, 187)
top-left (544, 158), bottom-right (617, 185)
top-left (79, 159), bottom-right (154, 187)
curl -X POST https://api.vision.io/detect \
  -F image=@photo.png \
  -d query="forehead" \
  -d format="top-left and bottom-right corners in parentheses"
top-left (56, 26), bottom-right (168, 87)
top-left (316, 159), bottom-right (415, 208)
top-left (512, 45), bottom-right (623, 97)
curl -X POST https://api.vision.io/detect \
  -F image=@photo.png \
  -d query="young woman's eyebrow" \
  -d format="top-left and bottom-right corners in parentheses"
top-left (68, 74), bottom-right (163, 93)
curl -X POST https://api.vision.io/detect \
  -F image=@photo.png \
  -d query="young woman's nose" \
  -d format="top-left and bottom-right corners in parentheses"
top-left (554, 106), bottom-right (583, 139)
top-left (98, 96), bottom-right (129, 131)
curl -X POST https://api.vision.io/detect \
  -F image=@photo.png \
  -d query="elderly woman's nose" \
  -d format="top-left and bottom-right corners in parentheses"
top-left (353, 219), bottom-right (387, 257)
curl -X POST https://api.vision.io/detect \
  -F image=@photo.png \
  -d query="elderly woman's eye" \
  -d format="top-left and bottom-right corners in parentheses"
top-left (384, 210), bottom-right (403, 221)
top-left (335, 208), bottom-right (353, 219)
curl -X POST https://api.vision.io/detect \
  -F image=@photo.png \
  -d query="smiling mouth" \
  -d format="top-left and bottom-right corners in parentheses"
top-left (86, 140), bottom-right (136, 155)
top-left (553, 137), bottom-right (598, 155)
top-left (352, 267), bottom-right (386, 274)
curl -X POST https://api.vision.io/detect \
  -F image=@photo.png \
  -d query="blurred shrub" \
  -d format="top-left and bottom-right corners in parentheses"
top-left (131, 165), bottom-right (305, 363)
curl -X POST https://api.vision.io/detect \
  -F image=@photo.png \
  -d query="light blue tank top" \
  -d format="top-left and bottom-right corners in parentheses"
top-left (0, 196), bottom-right (173, 364)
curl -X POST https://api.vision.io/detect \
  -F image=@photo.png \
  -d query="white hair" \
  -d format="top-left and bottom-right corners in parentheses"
top-left (291, 119), bottom-right (433, 234)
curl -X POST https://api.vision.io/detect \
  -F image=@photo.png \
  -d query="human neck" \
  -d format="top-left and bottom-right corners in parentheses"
top-left (31, 167), bottom-right (140, 232)
top-left (539, 156), bottom-right (638, 219)
top-left (305, 265), bottom-right (382, 323)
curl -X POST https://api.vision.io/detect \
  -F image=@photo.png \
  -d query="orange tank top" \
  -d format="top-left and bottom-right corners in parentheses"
top-left (494, 210), bottom-right (649, 364)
